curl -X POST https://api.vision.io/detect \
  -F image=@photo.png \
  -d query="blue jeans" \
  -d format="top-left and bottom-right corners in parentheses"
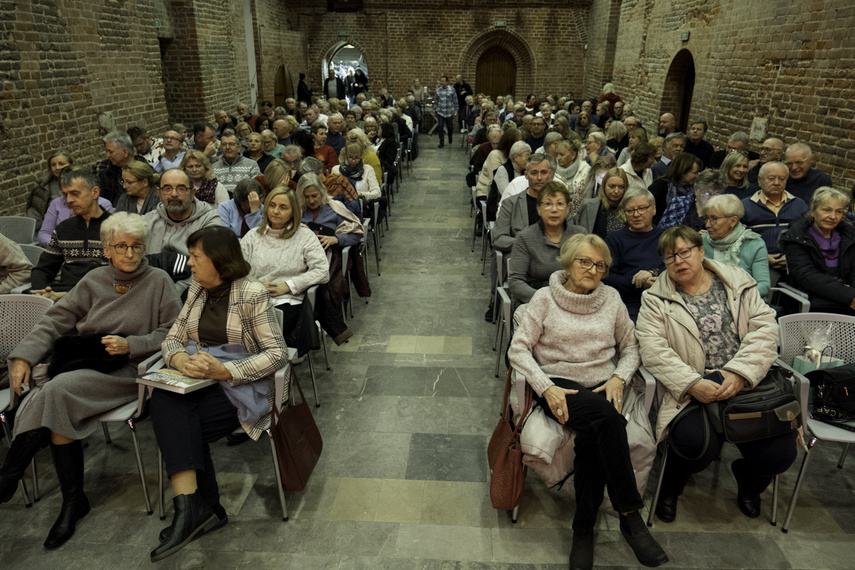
top-left (436, 114), bottom-right (455, 145)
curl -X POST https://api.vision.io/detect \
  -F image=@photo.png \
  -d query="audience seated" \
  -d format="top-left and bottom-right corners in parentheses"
top-left (311, 121), bottom-right (339, 174)
top-left (261, 129), bottom-right (285, 159)
top-left (325, 113), bottom-right (346, 155)
top-left (650, 132), bottom-right (686, 180)
top-left (211, 134), bottom-right (261, 196)
top-left (554, 138), bottom-right (590, 215)
top-left (488, 140), bottom-right (531, 222)
top-left (616, 126), bottom-right (647, 168)
top-left (709, 131), bottom-right (758, 169)
top-left (619, 142), bottom-right (657, 193)
top-left (27, 151), bottom-right (73, 224)
top-left (746, 137), bottom-right (784, 185)
top-left (659, 166), bottom-right (723, 231)
top-left (649, 153), bottom-right (703, 224)
top-left (115, 161), bottom-right (161, 215)
top-left (780, 187), bottom-right (855, 314)
top-left (702, 193), bottom-right (770, 298)
top-left (524, 115), bottom-right (547, 151)
top-left (180, 150), bottom-right (228, 206)
top-left (784, 142), bottom-right (833, 204)
top-left (683, 120), bottom-right (714, 168)
top-left (606, 121), bottom-right (629, 156)
top-left (298, 157), bottom-right (360, 217)
top-left (574, 111), bottom-right (594, 140)
top-left (38, 190), bottom-right (113, 248)
top-left (345, 128), bottom-right (383, 184)
top-left (273, 119), bottom-right (292, 147)
top-left (602, 188), bottom-right (664, 320)
top-left (243, 132), bottom-right (274, 173)
top-left (189, 122), bottom-right (219, 159)
top-left (574, 167), bottom-right (629, 239)
top-left (153, 130), bottom-right (186, 174)
top-left (333, 142), bottom-right (382, 203)
top-left (658, 113), bottom-right (677, 137)
top-left (0, 232), bottom-right (32, 294)
top-left (127, 126), bottom-right (163, 168)
top-left (637, 226), bottom-right (795, 524)
top-left (93, 130), bottom-right (140, 206)
top-left (375, 123), bottom-right (399, 188)
top-left (535, 132), bottom-right (563, 157)
top-left (218, 178), bottom-right (264, 238)
top-left (720, 151), bottom-right (756, 200)
top-left (477, 127), bottom-right (521, 200)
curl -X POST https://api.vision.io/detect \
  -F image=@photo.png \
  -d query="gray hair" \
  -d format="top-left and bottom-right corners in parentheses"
top-left (786, 142), bottom-right (813, 157)
top-left (543, 132), bottom-right (564, 148)
top-left (296, 173), bottom-right (329, 208)
top-left (729, 131), bottom-right (750, 145)
top-left (527, 151), bottom-right (557, 170)
top-left (298, 156), bottom-right (324, 176)
top-left (510, 141), bottom-right (532, 158)
top-left (664, 131), bottom-right (686, 145)
top-left (587, 131), bottom-right (607, 146)
top-left (606, 120), bottom-right (627, 140)
top-left (100, 211), bottom-right (149, 245)
top-left (694, 168), bottom-right (726, 193)
top-left (103, 130), bottom-right (135, 154)
top-left (485, 124), bottom-right (502, 136)
top-left (810, 186), bottom-right (850, 215)
top-left (328, 112), bottom-right (343, 121)
top-left (274, 106), bottom-right (287, 115)
top-left (702, 194), bottom-right (745, 219)
top-left (758, 160), bottom-right (788, 179)
top-left (558, 233), bottom-right (612, 277)
top-left (282, 144), bottom-right (303, 158)
top-left (620, 187), bottom-right (655, 211)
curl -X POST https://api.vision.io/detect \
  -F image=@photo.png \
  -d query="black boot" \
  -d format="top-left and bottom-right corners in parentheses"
top-left (159, 501), bottom-right (228, 542)
top-left (569, 530), bottom-right (594, 570)
top-left (619, 511), bottom-right (669, 567)
top-left (732, 459), bottom-right (761, 518)
top-left (44, 440), bottom-right (90, 549)
top-left (0, 427), bottom-right (50, 504)
top-left (150, 491), bottom-right (217, 562)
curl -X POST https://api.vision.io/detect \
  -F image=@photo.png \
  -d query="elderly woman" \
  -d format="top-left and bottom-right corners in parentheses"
top-left (332, 141), bottom-right (381, 202)
top-left (261, 129), bottom-right (284, 159)
top-left (299, 173), bottom-right (363, 251)
top-left (0, 212), bottom-right (181, 548)
top-left (574, 111), bottom-right (594, 140)
top-left (236, 122), bottom-right (253, 151)
top-left (603, 188), bottom-right (665, 321)
top-left (702, 193), bottom-right (770, 298)
top-left (780, 186), bottom-right (855, 313)
top-left (477, 127), bottom-right (522, 200)
top-left (217, 178), bottom-right (264, 238)
top-left (616, 128), bottom-right (648, 168)
top-left (554, 138), bottom-right (589, 204)
top-left (637, 226), bottom-right (795, 523)
top-left (721, 151), bottom-right (755, 200)
top-left (363, 116), bottom-right (380, 149)
top-left (584, 131), bottom-right (615, 164)
top-left (345, 128), bottom-right (383, 183)
top-left (509, 234), bottom-right (668, 570)
top-left (116, 160), bottom-right (160, 215)
top-left (552, 116), bottom-right (571, 139)
top-left (311, 121), bottom-right (338, 174)
top-left (658, 167), bottom-right (725, 231)
top-left (148, 226), bottom-right (287, 561)
top-left (488, 140), bottom-right (531, 221)
top-left (243, 132), bottom-right (274, 174)
top-left (573, 167), bottom-right (629, 240)
top-left (180, 149), bottom-right (228, 206)
top-left (508, 182), bottom-right (585, 305)
top-left (27, 151), bottom-right (73, 224)
top-left (648, 153), bottom-right (702, 223)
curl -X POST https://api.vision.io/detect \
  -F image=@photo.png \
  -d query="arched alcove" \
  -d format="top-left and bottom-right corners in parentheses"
top-left (661, 49), bottom-right (696, 133)
top-left (459, 29), bottom-right (535, 100)
top-left (476, 46), bottom-right (517, 100)
top-left (274, 64), bottom-right (293, 107)
top-left (319, 39), bottom-right (369, 100)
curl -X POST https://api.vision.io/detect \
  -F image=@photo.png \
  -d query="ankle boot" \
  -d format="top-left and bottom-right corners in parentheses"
top-left (619, 511), bottom-right (669, 567)
top-left (569, 530), bottom-right (594, 570)
top-left (159, 501), bottom-right (228, 542)
top-left (44, 440), bottom-right (90, 549)
top-left (0, 427), bottom-right (50, 504)
top-left (150, 491), bottom-right (216, 562)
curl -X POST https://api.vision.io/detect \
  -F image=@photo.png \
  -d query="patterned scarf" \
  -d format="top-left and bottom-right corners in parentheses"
top-left (196, 178), bottom-right (219, 205)
top-left (340, 160), bottom-right (365, 192)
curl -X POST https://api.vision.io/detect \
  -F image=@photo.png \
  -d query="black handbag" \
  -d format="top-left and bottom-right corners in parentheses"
top-left (806, 364), bottom-right (855, 426)
top-left (706, 366), bottom-right (801, 443)
top-left (48, 333), bottom-right (130, 378)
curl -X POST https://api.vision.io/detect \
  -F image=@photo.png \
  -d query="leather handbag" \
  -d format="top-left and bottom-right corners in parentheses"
top-left (806, 363), bottom-right (855, 427)
top-left (706, 365), bottom-right (801, 443)
top-left (271, 369), bottom-right (323, 493)
top-left (487, 369), bottom-right (532, 511)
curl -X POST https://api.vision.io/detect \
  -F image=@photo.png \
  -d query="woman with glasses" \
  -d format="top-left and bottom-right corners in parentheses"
top-left (658, 168), bottom-right (725, 231)
top-left (509, 233), bottom-right (668, 570)
top-left (0, 212), bottom-right (181, 548)
top-left (602, 188), bottom-right (665, 320)
top-left (115, 161), bottom-right (160, 215)
top-left (637, 226), bottom-right (792, 524)
top-left (721, 151), bottom-right (755, 200)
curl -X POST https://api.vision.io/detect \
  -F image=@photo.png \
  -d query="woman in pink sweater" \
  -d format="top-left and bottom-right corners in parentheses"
top-left (508, 233), bottom-right (667, 570)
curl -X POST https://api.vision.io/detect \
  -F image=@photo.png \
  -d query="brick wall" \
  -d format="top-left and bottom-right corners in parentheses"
top-left (590, 0), bottom-right (855, 189)
top-left (253, 0), bottom-right (307, 110)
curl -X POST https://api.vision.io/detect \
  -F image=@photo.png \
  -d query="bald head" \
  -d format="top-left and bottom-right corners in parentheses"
top-left (659, 113), bottom-right (676, 136)
top-left (273, 120), bottom-right (290, 139)
top-left (759, 137), bottom-right (784, 164)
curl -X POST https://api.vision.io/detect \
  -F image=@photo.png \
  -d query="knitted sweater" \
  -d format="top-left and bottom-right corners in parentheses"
top-left (603, 227), bottom-right (666, 320)
top-left (509, 270), bottom-right (640, 396)
top-left (212, 155), bottom-right (261, 196)
top-left (741, 191), bottom-right (808, 255)
top-left (240, 225), bottom-right (330, 305)
top-left (32, 210), bottom-right (111, 291)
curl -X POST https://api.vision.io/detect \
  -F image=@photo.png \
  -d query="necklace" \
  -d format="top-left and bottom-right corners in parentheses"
top-left (207, 287), bottom-right (229, 307)
top-left (113, 281), bottom-right (135, 294)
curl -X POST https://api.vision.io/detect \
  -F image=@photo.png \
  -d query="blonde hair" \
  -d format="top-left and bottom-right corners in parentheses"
top-left (257, 186), bottom-right (301, 239)
top-left (179, 150), bottom-right (214, 180)
top-left (558, 234), bottom-right (611, 278)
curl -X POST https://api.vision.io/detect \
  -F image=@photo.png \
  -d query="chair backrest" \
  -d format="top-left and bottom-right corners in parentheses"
top-left (18, 244), bottom-right (46, 266)
top-left (778, 312), bottom-right (855, 366)
top-left (0, 216), bottom-right (36, 244)
top-left (0, 295), bottom-right (53, 361)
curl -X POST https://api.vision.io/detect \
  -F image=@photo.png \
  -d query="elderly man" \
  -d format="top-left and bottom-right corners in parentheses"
top-left (746, 137), bottom-right (783, 185)
top-left (299, 107), bottom-right (319, 132)
top-left (93, 130), bottom-right (139, 205)
top-left (213, 110), bottom-right (230, 137)
top-left (612, 101), bottom-right (626, 121)
top-left (783, 142), bottom-right (832, 203)
top-left (30, 170), bottom-right (111, 301)
top-left (145, 169), bottom-right (221, 257)
top-left (623, 116), bottom-right (640, 132)
top-left (651, 132), bottom-right (686, 179)
top-left (154, 130), bottom-right (186, 174)
top-left (658, 113), bottom-right (677, 136)
top-left (236, 102), bottom-right (256, 130)
top-left (471, 111), bottom-right (499, 147)
top-left (325, 113), bottom-right (346, 154)
top-left (435, 75), bottom-right (459, 148)
top-left (709, 131), bottom-right (759, 169)
top-left (273, 119), bottom-right (291, 146)
top-left (525, 116), bottom-right (547, 152)
top-left (212, 134), bottom-right (260, 196)
top-left (741, 161), bottom-right (808, 274)
top-left (684, 120), bottom-right (714, 168)
top-left (191, 122), bottom-right (218, 159)
top-left (620, 142), bottom-right (657, 193)
top-left (127, 126), bottom-right (162, 168)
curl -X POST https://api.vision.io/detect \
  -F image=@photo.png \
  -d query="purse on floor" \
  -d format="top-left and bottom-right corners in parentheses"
top-left (487, 368), bottom-right (532, 511)
top-left (271, 369), bottom-right (323, 493)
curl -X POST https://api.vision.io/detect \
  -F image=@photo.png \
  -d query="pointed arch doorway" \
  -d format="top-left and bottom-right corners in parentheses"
top-left (476, 46), bottom-right (517, 100)
top-left (661, 49), bottom-right (696, 133)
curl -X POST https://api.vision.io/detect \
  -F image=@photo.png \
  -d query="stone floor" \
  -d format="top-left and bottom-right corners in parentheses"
top-left (2, 136), bottom-right (855, 569)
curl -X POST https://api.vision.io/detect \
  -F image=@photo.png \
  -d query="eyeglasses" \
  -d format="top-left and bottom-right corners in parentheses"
top-left (575, 258), bottom-right (608, 273)
top-left (540, 201), bottom-right (567, 210)
top-left (159, 185), bottom-right (190, 195)
top-left (110, 243), bottom-right (146, 255)
top-left (663, 246), bottom-right (698, 265)
top-left (220, 142), bottom-right (239, 148)
top-left (784, 157), bottom-right (810, 166)
top-left (162, 135), bottom-right (181, 142)
top-left (121, 178), bottom-right (141, 186)
top-left (759, 146), bottom-right (781, 153)
top-left (624, 205), bottom-right (651, 216)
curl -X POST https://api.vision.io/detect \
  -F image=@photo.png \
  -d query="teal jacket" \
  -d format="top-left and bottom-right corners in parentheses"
top-left (702, 232), bottom-right (770, 298)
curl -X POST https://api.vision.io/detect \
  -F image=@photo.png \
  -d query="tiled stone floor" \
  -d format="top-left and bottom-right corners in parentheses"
top-left (2, 136), bottom-right (855, 569)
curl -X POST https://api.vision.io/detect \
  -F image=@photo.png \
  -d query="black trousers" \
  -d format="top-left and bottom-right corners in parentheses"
top-left (534, 378), bottom-right (644, 531)
top-left (436, 115), bottom-right (455, 145)
top-left (151, 385), bottom-right (241, 507)
top-left (661, 405), bottom-right (798, 496)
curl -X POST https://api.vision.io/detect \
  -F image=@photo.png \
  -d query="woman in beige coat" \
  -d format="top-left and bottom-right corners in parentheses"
top-left (636, 226), bottom-right (796, 524)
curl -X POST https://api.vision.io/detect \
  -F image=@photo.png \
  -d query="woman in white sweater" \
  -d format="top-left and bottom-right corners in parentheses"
top-left (508, 233), bottom-right (667, 570)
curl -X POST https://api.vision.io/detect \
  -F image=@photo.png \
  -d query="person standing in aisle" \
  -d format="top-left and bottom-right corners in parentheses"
top-left (434, 75), bottom-right (458, 148)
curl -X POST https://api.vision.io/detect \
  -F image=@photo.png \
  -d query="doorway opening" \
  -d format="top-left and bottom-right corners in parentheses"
top-left (274, 65), bottom-right (293, 108)
top-left (661, 49), bottom-right (696, 133)
top-left (475, 46), bottom-right (517, 100)
top-left (325, 44), bottom-right (367, 103)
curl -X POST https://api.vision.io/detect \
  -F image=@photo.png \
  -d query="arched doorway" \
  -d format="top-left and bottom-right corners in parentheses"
top-left (661, 49), bottom-right (696, 133)
top-left (324, 43), bottom-right (367, 103)
top-left (274, 65), bottom-right (293, 107)
top-left (476, 46), bottom-right (517, 99)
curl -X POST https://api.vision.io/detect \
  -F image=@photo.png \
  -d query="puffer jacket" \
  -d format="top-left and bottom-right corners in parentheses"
top-left (635, 258), bottom-right (778, 442)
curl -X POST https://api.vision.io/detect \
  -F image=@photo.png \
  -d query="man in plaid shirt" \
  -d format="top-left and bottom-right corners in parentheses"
top-left (434, 75), bottom-right (458, 148)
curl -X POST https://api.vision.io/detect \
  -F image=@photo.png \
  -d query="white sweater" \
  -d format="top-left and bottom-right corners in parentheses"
top-left (240, 225), bottom-right (330, 305)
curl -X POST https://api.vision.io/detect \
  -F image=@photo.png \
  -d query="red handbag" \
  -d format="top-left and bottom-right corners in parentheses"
top-left (487, 369), bottom-right (532, 510)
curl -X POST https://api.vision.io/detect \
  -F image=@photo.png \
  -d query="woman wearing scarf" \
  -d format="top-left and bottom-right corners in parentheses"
top-left (702, 193), bottom-right (770, 297)
top-left (332, 141), bottom-right (381, 201)
top-left (648, 153), bottom-right (702, 225)
top-left (658, 168), bottom-right (725, 231)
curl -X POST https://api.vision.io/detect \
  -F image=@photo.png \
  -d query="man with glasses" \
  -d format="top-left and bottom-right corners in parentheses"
top-left (603, 188), bottom-right (665, 320)
top-left (746, 137), bottom-right (783, 185)
top-left (783, 142), bottom-right (832, 203)
top-left (525, 116), bottom-right (547, 152)
top-left (145, 169), bottom-right (220, 259)
top-left (154, 130), bottom-right (186, 174)
top-left (127, 126), bottom-right (162, 168)
top-left (30, 170), bottom-right (111, 301)
top-left (212, 134), bottom-right (260, 196)
top-left (709, 131), bottom-right (759, 169)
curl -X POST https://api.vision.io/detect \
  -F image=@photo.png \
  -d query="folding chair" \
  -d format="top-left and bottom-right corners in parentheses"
top-left (0, 216), bottom-right (36, 245)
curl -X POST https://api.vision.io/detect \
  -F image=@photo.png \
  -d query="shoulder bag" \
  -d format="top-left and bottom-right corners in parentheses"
top-left (271, 368), bottom-right (323, 492)
top-left (806, 363), bottom-right (855, 429)
top-left (487, 369), bottom-right (532, 511)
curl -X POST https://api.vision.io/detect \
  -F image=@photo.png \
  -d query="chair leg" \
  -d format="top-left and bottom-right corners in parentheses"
top-left (770, 474), bottom-right (779, 526)
top-left (31, 458), bottom-right (39, 502)
top-left (317, 321), bottom-right (330, 371)
top-left (511, 504), bottom-right (519, 524)
top-left (127, 418), bottom-right (153, 515)
top-left (266, 430), bottom-right (289, 521)
top-left (373, 226), bottom-right (381, 276)
top-left (102, 422), bottom-right (112, 444)
top-left (158, 448), bottom-right (165, 520)
top-left (782, 447), bottom-right (813, 533)
top-left (647, 444), bottom-right (670, 527)
top-left (494, 319), bottom-right (504, 378)
top-left (307, 353), bottom-right (320, 408)
top-left (837, 443), bottom-right (850, 469)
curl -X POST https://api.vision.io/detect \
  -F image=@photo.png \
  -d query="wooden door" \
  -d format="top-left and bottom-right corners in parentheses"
top-left (476, 46), bottom-right (516, 99)
top-left (275, 65), bottom-right (292, 107)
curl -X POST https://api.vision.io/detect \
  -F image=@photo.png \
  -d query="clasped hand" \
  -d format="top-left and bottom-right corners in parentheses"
top-left (176, 352), bottom-right (231, 381)
top-left (687, 369), bottom-right (747, 403)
